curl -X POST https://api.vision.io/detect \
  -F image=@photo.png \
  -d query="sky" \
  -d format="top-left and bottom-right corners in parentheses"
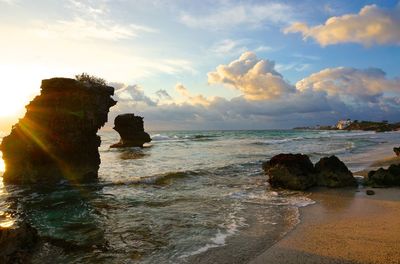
top-left (0, 0), bottom-right (399, 131)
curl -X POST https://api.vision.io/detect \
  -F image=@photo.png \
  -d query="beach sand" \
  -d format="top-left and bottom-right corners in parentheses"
top-left (250, 187), bottom-right (400, 264)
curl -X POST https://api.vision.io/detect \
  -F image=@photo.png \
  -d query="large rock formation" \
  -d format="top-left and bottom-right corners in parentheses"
top-left (0, 222), bottom-right (39, 264)
top-left (263, 154), bottom-right (357, 190)
top-left (367, 164), bottom-right (400, 187)
top-left (0, 77), bottom-right (116, 184)
top-left (262, 154), bottom-right (316, 190)
top-left (315, 156), bottom-right (357, 187)
top-left (110, 114), bottom-right (151, 148)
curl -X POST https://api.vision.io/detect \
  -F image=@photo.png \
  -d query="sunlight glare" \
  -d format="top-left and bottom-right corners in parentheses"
top-left (0, 64), bottom-right (43, 118)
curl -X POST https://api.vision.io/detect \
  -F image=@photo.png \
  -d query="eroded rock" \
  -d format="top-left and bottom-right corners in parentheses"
top-left (315, 155), bottom-right (357, 187)
top-left (0, 222), bottom-right (39, 264)
top-left (0, 77), bottom-right (116, 184)
top-left (367, 164), bottom-right (400, 187)
top-left (110, 114), bottom-right (151, 148)
top-left (263, 153), bottom-right (316, 190)
top-left (263, 154), bottom-right (357, 190)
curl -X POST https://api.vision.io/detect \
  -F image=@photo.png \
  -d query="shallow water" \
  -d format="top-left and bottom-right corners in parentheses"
top-left (0, 130), bottom-right (398, 263)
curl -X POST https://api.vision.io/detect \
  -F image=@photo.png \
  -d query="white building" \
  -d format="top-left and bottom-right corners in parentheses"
top-left (336, 119), bottom-right (353, 130)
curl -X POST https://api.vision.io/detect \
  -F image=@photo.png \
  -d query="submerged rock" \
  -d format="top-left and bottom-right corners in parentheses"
top-left (110, 114), bottom-right (151, 148)
top-left (0, 77), bottom-right (116, 184)
top-left (263, 153), bottom-right (316, 190)
top-left (367, 164), bottom-right (400, 187)
top-left (0, 222), bottom-right (39, 264)
top-left (315, 155), bottom-right (357, 187)
top-left (394, 147), bottom-right (400, 156)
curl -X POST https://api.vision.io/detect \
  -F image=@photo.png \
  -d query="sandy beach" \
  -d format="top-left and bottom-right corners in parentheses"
top-left (250, 187), bottom-right (400, 264)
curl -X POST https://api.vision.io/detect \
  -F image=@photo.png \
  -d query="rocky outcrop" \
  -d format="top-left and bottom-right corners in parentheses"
top-left (367, 164), bottom-right (400, 187)
top-left (0, 223), bottom-right (39, 264)
top-left (263, 154), bottom-right (316, 190)
top-left (315, 156), bottom-right (357, 187)
top-left (263, 154), bottom-right (356, 190)
top-left (110, 114), bottom-right (151, 148)
top-left (0, 77), bottom-right (116, 184)
top-left (394, 147), bottom-right (400, 156)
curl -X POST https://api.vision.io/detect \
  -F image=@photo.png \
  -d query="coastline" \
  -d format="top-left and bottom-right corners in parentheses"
top-left (250, 152), bottom-right (400, 264)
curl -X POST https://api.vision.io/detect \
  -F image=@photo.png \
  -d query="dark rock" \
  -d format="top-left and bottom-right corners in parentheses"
top-left (110, 114), bottom-right (151, 148)
top-left (0, 222), bottom-right (39, 264)
top-left (263, 153), bottom-right (316, 190)
top-left (0, 77), bottom-right (116, 184)
top-left (367, 164), bottom-right (400, 187)
top-left (315, 155), bottom-right (357, 187)
top-left (394, 147), bottom-right (400, 156)
top-left (366, 190), bottom-right (375, 195)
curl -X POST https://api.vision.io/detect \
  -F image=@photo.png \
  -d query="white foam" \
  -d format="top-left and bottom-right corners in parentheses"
top-left (180, 204), bottom-right (247, 259)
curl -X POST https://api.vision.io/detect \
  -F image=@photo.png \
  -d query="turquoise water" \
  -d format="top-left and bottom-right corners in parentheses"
top-left (0, 130), bottom-right (399, 263)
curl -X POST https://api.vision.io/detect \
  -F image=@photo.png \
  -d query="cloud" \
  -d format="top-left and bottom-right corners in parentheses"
top-left (180, 2), bottom-right (292, 30)
top-left (284, 4), bottom-right (400, 46)
top-left (30, 0), bottom-right (156, 41)
top-left (112, 82), bottom-right (157, 107)
top-left (32, 18), bottom-right (156, 41)
top-left (108, 52), bottom-right (400, 129)
top-left (211, 39), bottom-right (273, 56)
top-left (296, 67), bottom-right (400, 103)
top-left (208, 52), bottom-right (295, 100)
top-left (175, 83), bottom-right (212, 106)
top-left (155, 89), bottom-right (172, 101)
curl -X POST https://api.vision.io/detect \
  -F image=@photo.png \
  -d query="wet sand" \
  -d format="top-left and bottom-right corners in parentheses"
top-left (250, 187), bottom-right (400, 264)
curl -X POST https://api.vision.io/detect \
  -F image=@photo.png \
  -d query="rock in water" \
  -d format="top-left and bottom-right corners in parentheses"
top-left (263, 153), bottom-right (316, 190)
top-left (315, 155), bottom-right (357, 187)
top-left (110, 114), bottom-right (151, 148)
top-left (0, 77), bottom-right (116, 184)
top-left (0, 222), bottom-right (39, 264)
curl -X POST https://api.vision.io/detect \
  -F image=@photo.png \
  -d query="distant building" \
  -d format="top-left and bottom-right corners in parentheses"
top-left (336, 119), bottom-right (353, 130)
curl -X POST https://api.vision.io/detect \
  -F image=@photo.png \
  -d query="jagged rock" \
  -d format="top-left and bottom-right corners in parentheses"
top-left (315, 155), bottom-right (357, 187)
top-left (0, 222), bottom-right (39, 264)
top-left (110, 114), bottom-right (151, 148)
top-left (263, 153), bottom-right (316, 190)
top-left (367, 164), bottom-right (400, 187)
top-left (0, 77), bottom-right (116, 184)
top-left (394, 147), bottom-right (400, 156)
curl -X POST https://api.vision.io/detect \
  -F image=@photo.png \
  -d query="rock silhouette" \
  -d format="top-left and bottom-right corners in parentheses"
top-left (111, 114), bottom-right (151, 148)
top-left (0, 77), bottom-right (116, 184)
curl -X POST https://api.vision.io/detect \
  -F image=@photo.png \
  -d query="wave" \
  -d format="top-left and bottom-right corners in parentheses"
top-left (101, 170), bottom-right (200, 187)
top-left (151, 133), bottom-right (220, 142)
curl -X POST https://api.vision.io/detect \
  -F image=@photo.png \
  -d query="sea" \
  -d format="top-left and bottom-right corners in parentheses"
top-left (0, 129), bottom-right (398, 263)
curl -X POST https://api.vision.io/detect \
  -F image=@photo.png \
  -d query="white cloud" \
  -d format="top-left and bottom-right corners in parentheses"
top-left (211, 39), bottom-right (273, 56)
top-left (180, 2), bottom-right (292, 30)
top-left (284, 4), bottom-right (400, 46)
top-left (208, 52), bottom-right (295, 100)
top-left (175, 83), bottom-right (213, 106)
top-left (32, 18), bottom-right (155, 41)
top-left (296, 67), bottom-right (400, 103)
